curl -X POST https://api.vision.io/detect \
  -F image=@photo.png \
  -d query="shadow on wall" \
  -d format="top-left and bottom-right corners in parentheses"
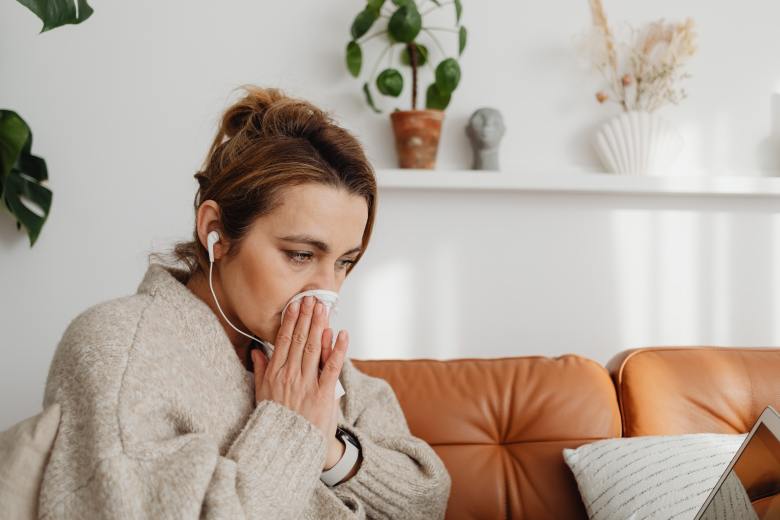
top-left (757, 93), bottom-right (780, 172)
top-left (609, 197), bottom-right (780, 349)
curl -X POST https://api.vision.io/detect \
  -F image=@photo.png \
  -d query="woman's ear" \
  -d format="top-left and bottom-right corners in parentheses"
top-left (196, 200), bottom-right (223, 259)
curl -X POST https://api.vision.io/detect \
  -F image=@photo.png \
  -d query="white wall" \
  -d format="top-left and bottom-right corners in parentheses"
top-left (1, 0), bottom-right (779, 428)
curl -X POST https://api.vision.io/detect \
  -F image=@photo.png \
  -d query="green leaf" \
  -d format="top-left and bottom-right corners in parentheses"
top-left (388, 4), bottom-right (422, 43)
top-left (376, 68), bottom-right (404, 97)
top-left (0, 111), bottom-right (51, 246)
top-left (16, 0), bottom-right (94, 32)
top-left (367, 0), bottom-right (386, 10)
top-left (454, 0), bottom-right (463, 23)
top-left (400, 43), bottom-right (429, 67)
top-left (351, 7), bottom-right (379, 40)
top-left (459, 26), bottom-right (467, 56)
top-left (4, 166), bottom-right (52, 246)
top-left (363, 82), bottom-right (382, 113)
top-left (346, 41), bottom-right (362, 77)
top-left (0, 111), bottom-right (29, 183)
top-left (391, 0), bottom-right (412, 5)
top-left (425, 83), bottom-right (450, 110)
top-left (434, 58), bottom-right (461, 95)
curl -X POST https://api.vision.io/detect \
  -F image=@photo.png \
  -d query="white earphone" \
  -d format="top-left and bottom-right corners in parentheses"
top-left (205, 229), bottom-right (345, 399)
top-left (207, 230), bottom-right (220, 263)
top-left (207, 230), bottom-right (260, 346)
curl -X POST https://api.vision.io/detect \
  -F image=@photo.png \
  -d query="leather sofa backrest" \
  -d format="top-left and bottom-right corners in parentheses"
top-left (353, 355), bottom-right (621, 520)
top-left (606, 347), bottom-right (780, 436)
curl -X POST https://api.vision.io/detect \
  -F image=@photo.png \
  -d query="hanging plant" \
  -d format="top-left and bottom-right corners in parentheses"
top-left (0, 111), bottom-right (51, 246)
top-left (2, 0), bottom-right (94, 246)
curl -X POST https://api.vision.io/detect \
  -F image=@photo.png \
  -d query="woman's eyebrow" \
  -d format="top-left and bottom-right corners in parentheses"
top-left (277, 234), bottom-right (362, 256)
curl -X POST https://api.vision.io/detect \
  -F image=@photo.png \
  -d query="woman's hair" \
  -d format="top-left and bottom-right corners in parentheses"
top-left (152, 85), bottom-right (377, 278)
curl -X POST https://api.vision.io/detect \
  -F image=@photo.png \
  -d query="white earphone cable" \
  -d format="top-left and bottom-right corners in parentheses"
top-left (208, 258), bottom-right (265, 346)
top-left (207, 242), bottom-right (346, 399)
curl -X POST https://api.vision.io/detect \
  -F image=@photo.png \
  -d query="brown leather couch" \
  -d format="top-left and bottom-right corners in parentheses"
top-left (353, 346), bottom-right (780, 519)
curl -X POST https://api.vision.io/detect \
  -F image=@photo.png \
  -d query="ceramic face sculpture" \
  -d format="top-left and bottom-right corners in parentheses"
top-left (465, 107), bottom-right (506, 171)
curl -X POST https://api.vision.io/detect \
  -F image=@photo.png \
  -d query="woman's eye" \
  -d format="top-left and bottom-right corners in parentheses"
top-left (337, 259), bottom-right (357, 270)
top-left (285, 251), bottom-right (356, 270)
top-left (286, 251), bottom-right (313, 264)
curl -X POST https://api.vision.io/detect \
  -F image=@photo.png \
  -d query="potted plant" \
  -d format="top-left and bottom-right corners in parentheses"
top-left (345, 0), bottom-right (467, 169)
top-left (582, 0), bottom-right (697, 175)
top-left (1, 0), bottom-right (94, 246)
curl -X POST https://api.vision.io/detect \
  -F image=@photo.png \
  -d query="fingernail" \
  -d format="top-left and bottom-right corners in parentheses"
top-left (314, 302), bottom-right (322, 315)
top-left (290, 300), bottom-right (300, 313)
top-left (304, 295), bottom-right (314, 307)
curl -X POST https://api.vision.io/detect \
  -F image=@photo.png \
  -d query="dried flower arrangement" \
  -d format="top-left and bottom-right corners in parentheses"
top-left (583, 0), bottom-right (697, 113)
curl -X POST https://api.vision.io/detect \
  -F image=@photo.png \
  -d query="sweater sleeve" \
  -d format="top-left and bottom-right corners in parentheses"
top-left (39, 397), bottom-right (327, 520)
top-left (312, 360), bottom-right (451, 520)
top-left (39, 295), bottom-right (331, 520)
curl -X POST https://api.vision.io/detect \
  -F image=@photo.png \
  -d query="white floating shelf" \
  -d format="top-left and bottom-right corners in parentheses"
top-left (376, 169), bottom-right (780, 197)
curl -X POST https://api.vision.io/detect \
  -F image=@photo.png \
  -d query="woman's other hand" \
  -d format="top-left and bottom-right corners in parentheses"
top-left (251, 296), bottom-right (348, 458)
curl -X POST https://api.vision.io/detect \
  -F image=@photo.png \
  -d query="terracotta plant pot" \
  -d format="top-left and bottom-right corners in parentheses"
top-left (390, 109), bottom-right (445, 169)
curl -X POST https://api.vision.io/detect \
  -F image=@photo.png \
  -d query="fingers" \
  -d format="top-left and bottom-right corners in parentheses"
top-left (283, 295), bottom-right (317, 374)
top-left (251, 350), bottom-right (268, 400)
top-left (320, 328), bottom-right (334, 368)
top-left (319, 330), bottom-right (348, 397)
top-left (300, 300), bottom-right (328, 382)
top-left (270, 298), bottom-right (301, 373)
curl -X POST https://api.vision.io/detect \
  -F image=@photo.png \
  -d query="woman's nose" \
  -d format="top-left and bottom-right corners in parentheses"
top-left (304, 266), bottom-right (338, 293)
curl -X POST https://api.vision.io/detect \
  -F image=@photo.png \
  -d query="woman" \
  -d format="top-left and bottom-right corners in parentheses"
top-left (39, 87), bottom-right (451, 519)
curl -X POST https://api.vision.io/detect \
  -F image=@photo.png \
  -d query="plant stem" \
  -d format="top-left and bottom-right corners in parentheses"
top-left (409, 43), bottom-right (419, 110)
top-left (425, 27), bottom-right (458, 33)
top-left (369, 42), bottom-right (395, 88)
top-left (421, 1), bottom-right (454, 17)
top-left (360, 30), bottom-right (389, 44)
top-left (422, 28), bottom-right (448, 59)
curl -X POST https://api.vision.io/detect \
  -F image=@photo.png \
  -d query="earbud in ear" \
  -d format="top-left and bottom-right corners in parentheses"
top-left (207, 230), bottom-right (220, 263)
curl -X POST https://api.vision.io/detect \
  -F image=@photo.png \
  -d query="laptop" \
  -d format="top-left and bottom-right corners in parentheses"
top-left (693, 405), bottom-right (780, 520)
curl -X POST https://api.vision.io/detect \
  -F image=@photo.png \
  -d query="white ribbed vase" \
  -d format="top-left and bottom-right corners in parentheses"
top-left (594, 111), bottom-right (683, 175)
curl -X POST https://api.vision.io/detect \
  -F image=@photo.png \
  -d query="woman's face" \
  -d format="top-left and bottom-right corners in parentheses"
top-left (210, 183), bottom-right (368, 345)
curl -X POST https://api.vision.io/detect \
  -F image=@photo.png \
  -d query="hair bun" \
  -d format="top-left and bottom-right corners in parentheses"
top-left (221, 87), bottom-right (284, 140)
top-left (220, 86), bottom-right (328, 144)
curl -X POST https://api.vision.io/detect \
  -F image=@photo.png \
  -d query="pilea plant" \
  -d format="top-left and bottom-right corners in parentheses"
top-left (345, 0), bottom-right (467, 113)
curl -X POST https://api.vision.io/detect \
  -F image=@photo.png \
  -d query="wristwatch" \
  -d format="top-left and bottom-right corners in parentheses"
top-left (320, 427), bottom-right (361, 487)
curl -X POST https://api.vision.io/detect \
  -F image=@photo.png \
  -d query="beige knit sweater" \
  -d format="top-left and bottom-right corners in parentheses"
top-left (39, 263), bottom-right (451, 519)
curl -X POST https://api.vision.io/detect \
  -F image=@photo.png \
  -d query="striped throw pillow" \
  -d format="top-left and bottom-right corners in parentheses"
top-left (562, 433), bottom-right (746, 520)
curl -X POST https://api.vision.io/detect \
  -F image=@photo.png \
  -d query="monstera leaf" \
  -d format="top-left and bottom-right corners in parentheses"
top-left (16, 0), bottom-right (94, 32)
top-left (0, 110), bottom-right (52, 246)
top-left (3, 0), bottom-right (95, 246)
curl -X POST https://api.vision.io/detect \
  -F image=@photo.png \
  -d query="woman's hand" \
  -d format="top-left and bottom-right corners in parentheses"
top-left (319, 327), bottom-right (347, 470)
top-left (251, 296), bottom-right (349, 456)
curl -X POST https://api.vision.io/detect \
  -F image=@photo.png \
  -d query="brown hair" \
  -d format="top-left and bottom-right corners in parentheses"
top-left (153, 86), bottom-right (377, 278)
